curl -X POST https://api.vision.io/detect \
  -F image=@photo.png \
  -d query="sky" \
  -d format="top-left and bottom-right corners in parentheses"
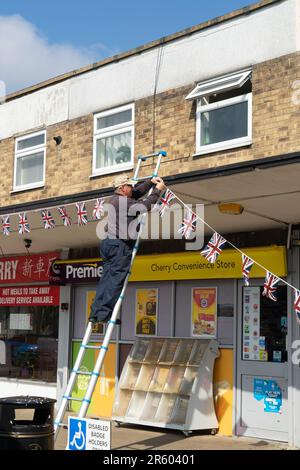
top-left (0, 0), bottom-right (255, 94)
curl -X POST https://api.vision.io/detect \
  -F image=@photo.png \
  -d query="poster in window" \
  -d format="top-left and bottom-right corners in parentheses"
top-left (242, 287), bottom-right (261, 361)
top-left (135, 288), bottom-right (158, 336)
top-left (191, 287), bottom-right (217, 338)
top-left (86, 291), bottom-right (104, 335)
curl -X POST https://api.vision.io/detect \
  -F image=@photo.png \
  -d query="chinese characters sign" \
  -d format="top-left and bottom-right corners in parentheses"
top-left (0, 285), bottom-right (60, 306)
top-left (0, 252), bottom-right (59, 283)
top-left (191, 287), bottom-right (217, 337)
top-left (135, 288), bottom-right (158, 336)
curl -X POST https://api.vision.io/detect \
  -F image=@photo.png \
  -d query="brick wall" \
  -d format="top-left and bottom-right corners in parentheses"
top-left (1, 51), bottom-right (300, 207)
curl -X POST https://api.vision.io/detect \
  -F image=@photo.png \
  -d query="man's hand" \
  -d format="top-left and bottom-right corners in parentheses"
top-left (152, 176), bottom-right (165, 191)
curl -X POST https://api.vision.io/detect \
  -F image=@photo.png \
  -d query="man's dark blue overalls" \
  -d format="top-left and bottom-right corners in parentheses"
top-left (89, 179), bottom-right (161, 323)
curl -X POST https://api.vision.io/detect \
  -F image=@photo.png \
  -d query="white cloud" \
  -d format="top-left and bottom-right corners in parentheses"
top-left (0, 15), bottom-right (106, 94)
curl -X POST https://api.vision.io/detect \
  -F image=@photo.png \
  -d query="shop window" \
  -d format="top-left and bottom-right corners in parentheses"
top-left (93, 104), bottom-right (134, 176)
top-left (242, 286), bottom-right (287, 363)
top-left (0, 306), bottom-right (59, 382)
top-left (14, 130), bottom-right (46, 191)
top-left (186, 70), bottom-right (252, 155)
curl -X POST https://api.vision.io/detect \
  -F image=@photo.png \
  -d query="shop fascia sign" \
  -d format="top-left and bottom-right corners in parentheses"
top-left (50, 259), bottom-right (103, 284)
top-left (50, 246), bottom-right (286, 284)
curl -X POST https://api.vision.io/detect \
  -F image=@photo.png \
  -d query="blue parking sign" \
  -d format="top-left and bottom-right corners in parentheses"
top-left (68, 417), bottom-right (87, 450)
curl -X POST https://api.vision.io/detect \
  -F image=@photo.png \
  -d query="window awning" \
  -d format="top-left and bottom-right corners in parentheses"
top-left (185, 69), bottom-right (252, 100)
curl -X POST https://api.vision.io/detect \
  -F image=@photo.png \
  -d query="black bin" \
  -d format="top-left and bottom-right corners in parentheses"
top-left (0, 396), bottom-right (56, 450)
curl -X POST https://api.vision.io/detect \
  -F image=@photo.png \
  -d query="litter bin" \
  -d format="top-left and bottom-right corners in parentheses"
top-left (0, 396), bottom-right (56, 450)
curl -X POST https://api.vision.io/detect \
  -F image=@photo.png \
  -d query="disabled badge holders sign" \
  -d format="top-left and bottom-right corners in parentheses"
top-left (68, 416), bottom-right (111, 450)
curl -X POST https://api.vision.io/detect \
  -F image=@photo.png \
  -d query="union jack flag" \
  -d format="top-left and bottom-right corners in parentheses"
top-left (178, 209), bottom-right (198, 240)
top-left (19, 213), bottom-right (30, 235)
top-left (200, 232), bottom-right (226, 264)
top-left (294, 290), bottom-right (300, 325)
top-left (41, 209), bottom-right (55, 230)
top-left (156, 189), bottom-right (175, 217)
top-left (242, 254), bottom-right (254, 286)
top-left (2, 216), bottom-right (10, 236)
top-left (76, 202), bottom-right (88, 225)
top-left (92, 198), bottom-right (104, 220)
top-left (262, 271), bottom-right (280, 302)
top-left (58, 207), bottom-right (72, 227)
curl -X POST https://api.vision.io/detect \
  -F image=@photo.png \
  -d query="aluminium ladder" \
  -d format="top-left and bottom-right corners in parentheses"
top-left (54, 150), bottom-right (167, 439)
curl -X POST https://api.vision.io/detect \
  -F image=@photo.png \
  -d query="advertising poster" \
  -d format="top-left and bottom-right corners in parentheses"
top-left (243, 287), bottom-right (261, 361)
top-left (191, 287), bottom-right (217, 338)
top-left (135, 288), bottom-right (158, 336)
top-left (86, 291), bottom-right (104, 335)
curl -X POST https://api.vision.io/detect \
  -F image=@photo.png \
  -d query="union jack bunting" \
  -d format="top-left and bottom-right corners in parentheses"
top-left (92, 198), bottom-right (104, 220)
top-left (178, 209), bottom-right (197, 240)
top-left (76, 202), bottom-right (88, 225)
top-left (19, 213), bottom-right (30, 235)
top-left (242, 254), bottom-right (254, 286)
top-left (294, 290), bottom-right (300, 325)
top-left (200, 232), bottom-right (226, 264)
top-left (156, 189), bottom-right (175, 217)
top-left (41, 209), bottom-right (55, 230)
top-left (262, 271), bottom-right (280, 302)
top-left (2, 216), bottom-right (10, 236)
top-left (58, 207), bottom-right (72, 227)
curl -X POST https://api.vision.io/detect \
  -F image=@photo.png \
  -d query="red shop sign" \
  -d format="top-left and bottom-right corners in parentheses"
top-left (0, 252), bottom-right (59, 284)
top-left (0, 285), bottom-right (60, 306)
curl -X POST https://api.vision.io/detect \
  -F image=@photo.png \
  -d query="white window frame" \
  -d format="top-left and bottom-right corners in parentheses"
top-left (195, 93), bottom-right (252, 156)
top-left (13, 130), bottom-right (46, 191)
top-left (92, 104), bottom-right (134, 176)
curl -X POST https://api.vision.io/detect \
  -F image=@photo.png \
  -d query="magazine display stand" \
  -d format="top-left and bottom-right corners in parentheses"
top-left (112, 337), bottom-right (219, 436)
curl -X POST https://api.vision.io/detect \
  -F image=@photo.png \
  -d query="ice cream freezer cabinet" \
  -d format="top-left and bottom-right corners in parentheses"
top-left (112, 337), bottom-right (220, 436)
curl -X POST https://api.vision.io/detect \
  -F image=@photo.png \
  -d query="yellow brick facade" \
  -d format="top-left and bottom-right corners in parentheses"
top-left (1, 51), bottom-right (300, 207)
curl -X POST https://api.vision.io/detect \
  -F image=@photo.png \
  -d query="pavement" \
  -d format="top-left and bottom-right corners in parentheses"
top-left (55, 413), bottom-right (289, 451)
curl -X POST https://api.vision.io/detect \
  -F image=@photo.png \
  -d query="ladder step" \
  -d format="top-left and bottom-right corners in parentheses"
top-left (81, 345), bottom-right (108, 351)
top-left (74, 370), bottom-right (92, 376)
top-left (63, 396), bottom-right (83, 402)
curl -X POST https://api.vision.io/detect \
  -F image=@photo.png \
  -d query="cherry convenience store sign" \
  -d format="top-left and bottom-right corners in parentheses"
top-left (0, 285), bottom-right (60, 306)
top-left (0, 252), bottom-right (59, 283)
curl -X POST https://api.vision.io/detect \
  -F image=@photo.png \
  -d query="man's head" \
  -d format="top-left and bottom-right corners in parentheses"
top-left (113, 175), bottom-right (136, 197)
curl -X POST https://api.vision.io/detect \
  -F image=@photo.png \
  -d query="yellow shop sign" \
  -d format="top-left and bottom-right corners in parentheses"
top-left (130, 246), bottom-right (287, 281)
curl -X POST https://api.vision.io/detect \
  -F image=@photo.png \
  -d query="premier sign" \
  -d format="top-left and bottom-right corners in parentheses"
top-left (51, 260), bottom-right (103, 284)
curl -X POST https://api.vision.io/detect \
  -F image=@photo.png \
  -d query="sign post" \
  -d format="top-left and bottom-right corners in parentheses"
top-left (68, 416), bottom-right (111, 451)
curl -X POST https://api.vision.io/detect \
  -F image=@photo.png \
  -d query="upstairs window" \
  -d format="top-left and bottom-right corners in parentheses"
top-left (14, 131), bottom-right (46, 191)
top-left (186, 70), bottom-right (252, 155)
top-left (93, 104), bottom-right (134, 176)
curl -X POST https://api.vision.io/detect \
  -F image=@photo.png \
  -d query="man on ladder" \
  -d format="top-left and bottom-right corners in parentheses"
top-left (89, 174), bottom-right (165, 324)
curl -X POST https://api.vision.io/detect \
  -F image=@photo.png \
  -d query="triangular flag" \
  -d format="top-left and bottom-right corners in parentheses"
top-left (19, 213), bottom-right (30, 235)
top-left (93, 198), bottom-right (104, 220)
top-left (41, 209), bottom-right (55, 229)
top-left (155, 189), bottom-right (175, 217)
top-left (76, 202), bottom-right (88, 225)
top-left (242, 254), bottom-right (254, 286)
top-left (262, 271), bottom-right (280, 302)
top-left (294, 290), bottom-right (300, 325)
top-left (178, 209), bottom-right (197, 240)
top-left (58, 207), bottom-right (72, 227)
top-left (200, 233), bottom-right (226, 264)
top-left (2, 216), bottom-right (10, 236)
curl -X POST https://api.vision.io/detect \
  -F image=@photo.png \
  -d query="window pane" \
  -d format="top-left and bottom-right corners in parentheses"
top-left (16, 151), bottom-right (44, 187)
top-left (17, 134), bottom-right (45, 151)
top-left (96, 131), bottom-right (131, 169)
top-left (242, 286), bottom-right (287, 362)
top-left (200, 101), bottom-right (248, 146)
top-left (0, 306), bottom-right (59, 383)
top-left (97, 109), bottom-right (132, 130)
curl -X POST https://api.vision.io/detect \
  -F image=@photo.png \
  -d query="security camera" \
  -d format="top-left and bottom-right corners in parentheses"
top-left (24, 239), bottom-right (32, 249)
top-left (53, 135), bottom-right (62, 145)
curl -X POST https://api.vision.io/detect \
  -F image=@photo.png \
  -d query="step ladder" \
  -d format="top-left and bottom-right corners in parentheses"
top-left (54, 150), bottom-right (167, 439)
